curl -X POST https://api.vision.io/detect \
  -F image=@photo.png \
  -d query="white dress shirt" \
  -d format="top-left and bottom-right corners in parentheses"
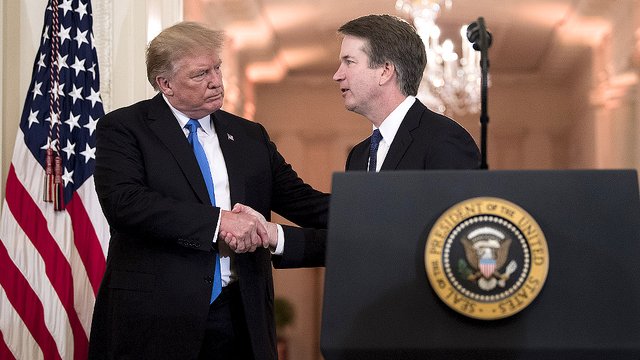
top-left (163, 97), bottom-right (285, 287)
top-left (370, 96), bottom-right (416, 172)
top-left (164, 98), bottom-right (236, 286)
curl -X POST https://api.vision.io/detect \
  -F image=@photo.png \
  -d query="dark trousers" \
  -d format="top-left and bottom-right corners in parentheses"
top-left (198, 282), bottom-right (254, 360)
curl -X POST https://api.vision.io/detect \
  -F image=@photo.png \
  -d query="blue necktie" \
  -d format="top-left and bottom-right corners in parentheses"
top-left (186, 119), bottom-right (222, 303)
top-left (368, 129), bottom-right (383, 172)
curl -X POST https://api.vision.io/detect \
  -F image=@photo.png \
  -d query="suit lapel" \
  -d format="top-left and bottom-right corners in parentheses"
top-left (212, 111), bottom-right (245, 206)
top-left (146, 93), bottom-right (211, 205)
top-left (380, 100), bottom-right (425, 171)
top-left (347, 139), bottom-right (371, 171)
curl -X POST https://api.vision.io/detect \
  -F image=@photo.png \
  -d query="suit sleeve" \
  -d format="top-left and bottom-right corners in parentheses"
top-left (273, 226), bottom-right (327, 268)
top-left (94, 110), bottom-right (219, 250)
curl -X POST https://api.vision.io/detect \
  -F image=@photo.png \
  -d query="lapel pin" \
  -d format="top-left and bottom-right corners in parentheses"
top-left (227, 133), bottom-right (234, 141)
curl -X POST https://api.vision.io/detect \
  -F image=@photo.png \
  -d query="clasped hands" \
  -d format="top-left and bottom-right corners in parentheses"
top-left (218, 204), bottom-right (278, 253)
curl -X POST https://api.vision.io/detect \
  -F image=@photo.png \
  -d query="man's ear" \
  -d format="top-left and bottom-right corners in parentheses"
top-left (379, 61), bottom-right (396, 86)
top-left (156, 76), bottom-right (174, 96)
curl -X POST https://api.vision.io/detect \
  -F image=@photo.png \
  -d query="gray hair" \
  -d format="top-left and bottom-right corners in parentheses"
top-left (146, 21), bottom-right (225, 90)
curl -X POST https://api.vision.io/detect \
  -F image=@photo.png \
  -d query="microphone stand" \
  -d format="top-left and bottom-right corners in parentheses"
top-left (477, 17), bottom-right (490, 170)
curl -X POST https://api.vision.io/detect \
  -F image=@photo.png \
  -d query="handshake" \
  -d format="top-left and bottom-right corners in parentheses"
top-left (218, 203), bottom-right (278, 253)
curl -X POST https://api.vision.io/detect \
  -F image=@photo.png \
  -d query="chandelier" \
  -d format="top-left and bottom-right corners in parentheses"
top-left (396, 0), bottom-right (483, 115)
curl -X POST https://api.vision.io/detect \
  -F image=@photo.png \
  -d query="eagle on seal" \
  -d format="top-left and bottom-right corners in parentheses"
top-left (462, 226), bottom-right (513, 290)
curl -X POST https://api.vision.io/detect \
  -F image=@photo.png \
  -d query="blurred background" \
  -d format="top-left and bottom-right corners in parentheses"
top-left (3, 1), bottom-right (640, 359)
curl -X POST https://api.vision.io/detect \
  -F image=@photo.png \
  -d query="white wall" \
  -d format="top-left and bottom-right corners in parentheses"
top-left (1, 0), bottom-right (47, 197)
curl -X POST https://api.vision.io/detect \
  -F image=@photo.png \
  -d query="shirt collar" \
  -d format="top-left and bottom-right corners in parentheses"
top-left (374, 96), bottom-right (416, 145)
top-left (162, 94), bottom-right (213, 135)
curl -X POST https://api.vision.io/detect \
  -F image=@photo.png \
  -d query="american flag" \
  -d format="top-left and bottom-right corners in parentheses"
top-left (0, 0), bottom-right (109, 359)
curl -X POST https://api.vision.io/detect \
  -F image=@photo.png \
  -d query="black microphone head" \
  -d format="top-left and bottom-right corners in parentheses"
top-left (466, 21), bottom-right (479, 43)
top-left (466, 20), bottom-right (492, 51)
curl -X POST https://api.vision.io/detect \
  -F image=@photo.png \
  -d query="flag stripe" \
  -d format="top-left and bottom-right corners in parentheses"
top-left (0, 199), bottom-right (72, 360)
top-left (11, 131), bottom-right (97, 335)
top-left (0, 241), bottom-right (62, 360)
top-left (5, 166), bottom-right (89, 359)
top-left (0, 265), bottom-right (45, 360)
top-left (0, 330), bottom-right (18, 360)
top-left (76, 177), bottom-right (109, 257)
top-left (67, 192), bottom-right (105, 295)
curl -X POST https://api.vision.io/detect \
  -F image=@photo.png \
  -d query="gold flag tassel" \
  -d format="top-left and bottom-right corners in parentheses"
top-left (43, 147), bottom-right (55, 203)
top-left (42, 145), bottom-right (65, 210)
top-left (53, 153), bottom-right (64, 210)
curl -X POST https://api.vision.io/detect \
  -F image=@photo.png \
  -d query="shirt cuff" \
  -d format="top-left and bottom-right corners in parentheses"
top-left (271, 224), bottom-right (284, 255)
top-left (212, 209), bottom-right (222, 244)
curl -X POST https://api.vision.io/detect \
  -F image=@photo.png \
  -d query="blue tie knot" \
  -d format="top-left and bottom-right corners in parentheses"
top-left (186, 119), bottom-right (201, 135)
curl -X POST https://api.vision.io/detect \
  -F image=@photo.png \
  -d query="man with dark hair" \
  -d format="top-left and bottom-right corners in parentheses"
top-left (88, 21), bottom-right (329, 360)
top-left (334, 14), bottom-right (480, 171)
top-left (235, 14), bottom-right (480, 268)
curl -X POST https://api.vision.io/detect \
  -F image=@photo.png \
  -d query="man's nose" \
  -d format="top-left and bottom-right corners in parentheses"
top-left (333, 65), bottom-right (344, 81)
top-left (208, 72), bottom-right (222, 87)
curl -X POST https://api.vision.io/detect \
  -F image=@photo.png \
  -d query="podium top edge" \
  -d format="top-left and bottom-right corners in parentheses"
top-left (331, 169), bottom-right (638, 177)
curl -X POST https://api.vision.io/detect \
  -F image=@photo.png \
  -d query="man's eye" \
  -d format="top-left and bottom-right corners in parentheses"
top-left (193, 71), bottom-right (206, 79)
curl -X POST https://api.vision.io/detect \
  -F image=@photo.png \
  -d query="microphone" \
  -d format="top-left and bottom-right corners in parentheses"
top-left (466, 17), bottom-right (492, 51)
top-left (466, 17), bottom-right (492, 170)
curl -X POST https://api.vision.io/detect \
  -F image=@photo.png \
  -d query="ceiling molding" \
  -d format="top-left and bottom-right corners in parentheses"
top-left (185, 0), bottom-right (632, 87)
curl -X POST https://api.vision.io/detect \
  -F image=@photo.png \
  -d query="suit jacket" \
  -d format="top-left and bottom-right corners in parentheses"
top-left (281, 99), bottom-right (480, 269)
top-left (346, 99), bottom-right (480, 171)
top-left (88, 93), bottom-right (329, 360)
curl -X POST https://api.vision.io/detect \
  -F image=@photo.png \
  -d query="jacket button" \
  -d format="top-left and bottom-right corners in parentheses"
top-left (204, 276), bottom-right (213, 284)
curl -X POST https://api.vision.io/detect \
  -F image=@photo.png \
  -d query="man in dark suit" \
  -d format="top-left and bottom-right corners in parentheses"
top-left (88, 22), bottom-right (329, 360)
top-left (237, 15), bottom-right (479, 267)
top-left (334, 14), bottom-right (480, 171)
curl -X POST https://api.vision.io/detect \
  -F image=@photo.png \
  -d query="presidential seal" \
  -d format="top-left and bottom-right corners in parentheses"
top-left (424, 197), bottom-right (549, 320)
